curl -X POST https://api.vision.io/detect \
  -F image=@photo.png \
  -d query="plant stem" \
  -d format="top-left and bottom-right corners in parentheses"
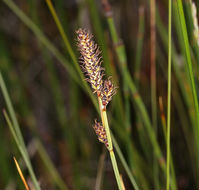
top-left (135, 6), bottom-right (145, 86)
top-left (45, 0), bottom-right (78, 68)
top-left (110, 151), bottom-right (123, 189)
top-left (98, 97), bottom-right (123, 190)
top-left (167, 0), bottom-right (172, 188)
top-left (150, 0), bottom-right (158, 188)
top-left (111, 135), bottom-right (140, 190)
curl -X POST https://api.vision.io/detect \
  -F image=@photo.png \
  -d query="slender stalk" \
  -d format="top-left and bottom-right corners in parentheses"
top-left (167, 0), bottom-right (172, 188)
top-left (110, 151), bottom-right (123, 189)
top-left (111, 135), bottom-right (140, 190)
top-left (150, 0), bottom-right (157, 129)
top-left (150, 0), bottom-right (158, 188)
top-left (98, 97), bottom-right (123, 190)
top-left (135, 6), bottom-right (145, 86)
top-left (159, 97), bottom-right (177, 190)
top-left (13, 157), bottom-right (30, 190)
top-left (45, 0), bottom-right (78, 69)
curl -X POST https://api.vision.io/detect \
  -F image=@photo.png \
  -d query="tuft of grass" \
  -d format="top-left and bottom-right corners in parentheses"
top-left (0, 72), bottom-right (41, 190)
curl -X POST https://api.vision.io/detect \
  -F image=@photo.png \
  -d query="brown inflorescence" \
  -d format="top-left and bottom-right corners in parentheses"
top-left (93, 120), bottom-right (108, 148)
top-left (76, 28), bottom-right (104, 96)
top-left (76, 28), bottom-right (117, 107)
top-left (101, 79), bottom-right (117, 107)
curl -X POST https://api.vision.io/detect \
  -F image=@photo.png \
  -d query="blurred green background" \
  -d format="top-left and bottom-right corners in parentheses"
top-left (0, 0), bottom-right (199, 189)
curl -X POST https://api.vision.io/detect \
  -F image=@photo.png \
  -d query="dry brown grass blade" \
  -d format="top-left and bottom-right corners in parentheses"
top-left (13, 157), bottom-right (30, 190)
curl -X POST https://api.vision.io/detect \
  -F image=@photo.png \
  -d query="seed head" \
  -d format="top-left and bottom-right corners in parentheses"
top-left (76, 28), bottom-right (117, 108)
top-left (76, 28), bottom-right (103, 95)
top-left (101, 79), bottom-right (117, 107)
top-left (93, 120), bottom-right (108, 148)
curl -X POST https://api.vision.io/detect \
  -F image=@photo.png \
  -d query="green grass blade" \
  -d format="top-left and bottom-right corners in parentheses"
top-left (0, 72), bottom-right (41, 190)
top-left (167, 0), bottom-right (172, 188)
top-left (176, 0), bottom-right (199, 132)
top-left (150, 0), bottom-right (158, 187)
top-left (135, 6), bottom-right (145, 86)
top-left (111, 135), bottom-right (140, 190)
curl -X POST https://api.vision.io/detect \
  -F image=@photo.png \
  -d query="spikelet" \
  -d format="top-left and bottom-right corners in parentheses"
top-left (93, 120), bottom-right (108, 148)
top-left (76, 28), bottom-right (104, 95)
top-left (101, 78), bottom-right (117, 107)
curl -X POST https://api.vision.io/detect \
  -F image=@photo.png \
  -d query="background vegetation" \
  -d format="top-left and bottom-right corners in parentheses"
top-left (0, 0), bottom-right (199, 189)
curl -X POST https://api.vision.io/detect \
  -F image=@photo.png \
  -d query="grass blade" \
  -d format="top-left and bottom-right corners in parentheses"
top-left (166, 0), bottom-right (172, 188)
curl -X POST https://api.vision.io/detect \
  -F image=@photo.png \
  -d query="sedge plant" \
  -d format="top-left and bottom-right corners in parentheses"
top-left (76, 28), bottom-right (123, 190)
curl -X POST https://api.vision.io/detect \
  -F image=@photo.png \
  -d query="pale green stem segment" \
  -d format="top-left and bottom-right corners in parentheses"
top-left (110, 151), bottom-right (123, 190)
top-left (98, 97), bottom-right (123, 190)
top-left (167, 0), bottom-right (172, 188)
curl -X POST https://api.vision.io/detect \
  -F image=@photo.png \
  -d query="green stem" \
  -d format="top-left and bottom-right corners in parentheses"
top-left (111, 135), bottom-right (140, 190)
top-left (176, 0), bottom-right (199, 135)
top-left (110, 151), bottom-right (123, 189)
top-left (135, 6), bottom-right (145, 86)
top-left (98, 97), bottom-right (123, 190)
top-left (45, 0), bottom-right (78, 69)
top-left (150, 0), bottom-right (158, 188)
top-left (167, 0), bottom-right (172, 188)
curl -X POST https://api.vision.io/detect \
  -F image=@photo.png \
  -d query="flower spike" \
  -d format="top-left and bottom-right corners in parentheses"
top-left (93, 120), bottom-right (108, 148)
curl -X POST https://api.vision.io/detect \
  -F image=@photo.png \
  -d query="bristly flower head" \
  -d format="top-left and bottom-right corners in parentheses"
top-left (101, 78), bottom-right (117, 107)
top-left (93, 120), bottom-right (108, 148)
top-left (76, 28), bottom-right (117, 107)
top-left (76, 28), bottom-right (104, 96)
